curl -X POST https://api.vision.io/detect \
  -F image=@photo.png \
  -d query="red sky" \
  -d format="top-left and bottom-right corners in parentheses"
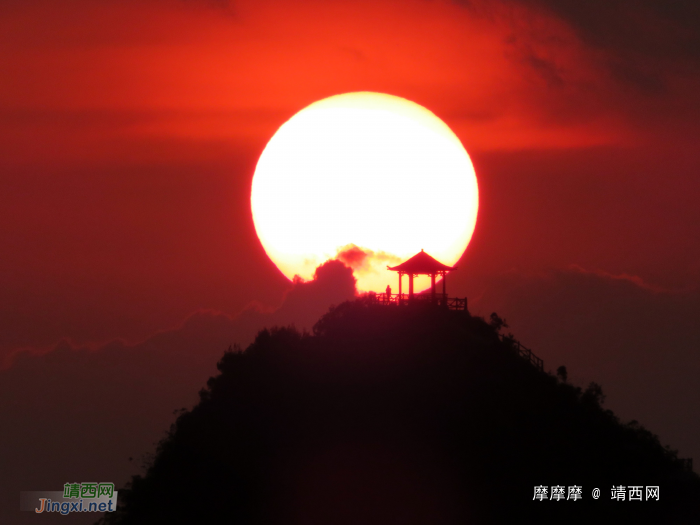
top-left (2, 0), bottom-right (700, 522)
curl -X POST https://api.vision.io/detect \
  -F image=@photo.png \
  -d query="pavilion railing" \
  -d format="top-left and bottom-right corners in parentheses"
top-left (367, 292), bottom-right (467, 311)
top-left (679, 458), bottom-right (693, 472)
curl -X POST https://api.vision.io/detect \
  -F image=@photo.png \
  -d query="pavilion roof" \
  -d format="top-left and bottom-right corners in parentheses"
top-left (387, 250), bottom-right (457, 274)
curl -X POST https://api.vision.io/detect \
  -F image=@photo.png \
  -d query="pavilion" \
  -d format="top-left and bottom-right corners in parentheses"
top-left (387, 249), bottom-right (457, 303)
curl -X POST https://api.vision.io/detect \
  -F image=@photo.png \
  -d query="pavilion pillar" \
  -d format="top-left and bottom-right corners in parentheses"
top-left (398, 272), bottom-right (402, 301)
top-left (409, 273), bottom-right (414, 299)
top-left (441, 272), bottom-right (448, 308)
top-left (431, 273), bottom-right (436, 302)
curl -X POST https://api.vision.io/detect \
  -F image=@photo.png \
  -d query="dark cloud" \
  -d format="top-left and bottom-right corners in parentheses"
top-left (510, 0), bottom-right (700, 92)
top-left (523, 48), bottom-right (565, 87)
top-left (566, 264), bottom-right (677, 293)
top-left (524, 0), bottom-right (700, 60)
top-left (271, 259), bottom-right (357, 322)
top-left (536, 0), bottom-right (700, 93)
top-left (459, 0), bottom-right (700, 95)
top-left (0, 260), bottom-right (356, 525)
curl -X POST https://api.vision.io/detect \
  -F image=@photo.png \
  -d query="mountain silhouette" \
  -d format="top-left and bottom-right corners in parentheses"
top-left (100, 299), bottom-right (699, 524)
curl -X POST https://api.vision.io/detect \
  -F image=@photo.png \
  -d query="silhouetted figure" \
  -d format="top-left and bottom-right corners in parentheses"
top-left (386, 285), bottom-right (391, 302)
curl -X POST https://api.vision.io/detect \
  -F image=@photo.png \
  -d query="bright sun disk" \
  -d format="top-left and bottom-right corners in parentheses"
top-left (251, 92), bottom-right (479, 292)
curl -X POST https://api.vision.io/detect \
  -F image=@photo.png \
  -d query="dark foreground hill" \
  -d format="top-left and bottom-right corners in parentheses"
top-left (100, 299), bottom-right (699, 524)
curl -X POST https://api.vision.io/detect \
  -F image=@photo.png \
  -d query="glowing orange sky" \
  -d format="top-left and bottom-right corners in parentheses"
top-left (5, 0), bottom-right (693, 166)
top-left (2, 2), bottom-right (700, 523)
top-left (1, 0), bottom-right (700, 353)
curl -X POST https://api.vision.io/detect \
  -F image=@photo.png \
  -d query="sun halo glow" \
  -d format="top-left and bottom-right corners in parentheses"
top-left (251, 92), bottom-right (478, 293)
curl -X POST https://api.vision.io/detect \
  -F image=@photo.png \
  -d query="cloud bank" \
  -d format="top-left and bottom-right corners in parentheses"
top-left (0, 260), bottom-right (356, 525)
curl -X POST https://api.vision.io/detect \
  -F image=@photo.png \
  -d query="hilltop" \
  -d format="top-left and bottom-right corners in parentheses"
top-left (101, 299), bottom-right (700, 524)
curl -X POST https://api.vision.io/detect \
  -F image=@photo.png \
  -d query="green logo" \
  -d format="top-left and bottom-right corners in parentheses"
top-left (63, 482), bottom-right (114, 499)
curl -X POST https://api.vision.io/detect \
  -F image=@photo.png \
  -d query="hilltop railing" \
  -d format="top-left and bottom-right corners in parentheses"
top-left (500, 334), bottom-right (544, 371)
top-left (680, 458), bottom-right (693, 472)
top-left (367, 292), bottom-right (467, 311)
top-left (366, 292), bottom-right (543, 372)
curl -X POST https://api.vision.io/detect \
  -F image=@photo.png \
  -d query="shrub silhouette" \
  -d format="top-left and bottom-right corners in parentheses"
top-left (556, 365), bottom-right (568, 382)
top-left (100, 299), bottom-right (700, 525)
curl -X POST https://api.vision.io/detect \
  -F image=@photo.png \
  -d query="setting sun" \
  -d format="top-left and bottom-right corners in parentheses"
top-left (251, 92), bottom-right (478, 292)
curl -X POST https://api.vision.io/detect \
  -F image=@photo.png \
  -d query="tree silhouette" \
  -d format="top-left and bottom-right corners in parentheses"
top-left (557, 365), bottom-right (568, 382)
top-left (100, 299), bottom-right (700, 525)
top-left (489, 311), bottom-right (508, 332)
